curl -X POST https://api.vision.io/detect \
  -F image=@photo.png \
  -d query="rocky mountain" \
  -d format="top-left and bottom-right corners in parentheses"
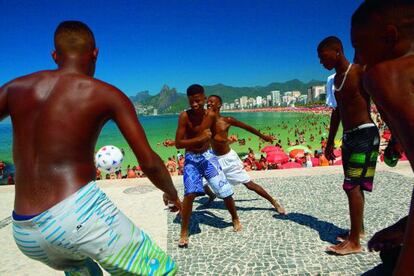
top-left (130, 90), bottom-right (151, 102)
top-left (130, 79), bottom-right (325, 114)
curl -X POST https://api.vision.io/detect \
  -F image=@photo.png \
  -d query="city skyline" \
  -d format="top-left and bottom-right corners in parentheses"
top-left (1, 0), bottom-right (362, 96)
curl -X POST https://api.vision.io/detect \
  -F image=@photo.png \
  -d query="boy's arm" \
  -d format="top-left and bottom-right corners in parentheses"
top-left (0, 84), bottom-right (9, 121)
top-left (325, 108), bottom-right (340, 160)
top-left (227, 116), bottom-right (273, 142)
top-left (105, 86), bottom-right (180, 208)
top-left (174, 111), bottom-right (212, 149)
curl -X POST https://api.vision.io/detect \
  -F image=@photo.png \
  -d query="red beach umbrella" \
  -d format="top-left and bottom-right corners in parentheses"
top-left (261, 145), bottom-right (282, 153)
top-left (266, 151), bottom-right (289, 164)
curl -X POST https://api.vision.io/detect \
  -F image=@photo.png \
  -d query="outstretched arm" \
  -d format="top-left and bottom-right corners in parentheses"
top-left (0, 84), bottom-right (9, 121)
top-left (106, 86), bottom-right (180, 208)
top-left (227, 117), bottom-right (273, 142)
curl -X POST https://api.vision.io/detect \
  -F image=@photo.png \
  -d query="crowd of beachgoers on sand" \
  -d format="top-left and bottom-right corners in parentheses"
top-left (0, 106), bottom-right (406, 183)
top-left (0, 105), bottom-right (407, 183)
top-left (89, 105), bottom-right (408, 181)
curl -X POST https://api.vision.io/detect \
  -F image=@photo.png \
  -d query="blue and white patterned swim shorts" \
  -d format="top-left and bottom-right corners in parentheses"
top-left (183, 149), bottom-right (233, 198)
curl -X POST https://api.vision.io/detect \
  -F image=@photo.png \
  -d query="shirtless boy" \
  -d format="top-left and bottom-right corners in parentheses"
top-left (318, 36), bottom-right (380, 255)
top-left (0, 21), bottom-right (180, 275)
top-left (175, 84), bottom-right (242, 248)
top-left (204, 95), bottom-right (286, 214)
top-left (352, 1), bottom-right (414, 274)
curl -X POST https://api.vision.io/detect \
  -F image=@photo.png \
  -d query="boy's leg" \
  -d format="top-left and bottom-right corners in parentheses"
top-left (181, 154), bottom-right (205, 247)
top-left (223, 196), bottom-right (242, 232)
top-left (327, 186), bottom-right (364, 255)
top-left (203, 183), bottom-right (216, 203)
top-left (179, 194), bottom-right (196, 247)
top-left (203, 151), bottom-right (242, 231)
top-left (243, 181), bottom-right (286, 214)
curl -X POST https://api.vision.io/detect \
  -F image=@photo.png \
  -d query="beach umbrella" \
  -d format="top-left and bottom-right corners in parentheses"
top-left (287, 145), bottom-right (311, 153)
top-left (261, 145), bottom-right (282, 153)
top-left (266, 151), bottom-right (289, 164)
top-left (289, 149), bottom-right (305, 158)
top-left (280, 162), bottom-right (302, 169)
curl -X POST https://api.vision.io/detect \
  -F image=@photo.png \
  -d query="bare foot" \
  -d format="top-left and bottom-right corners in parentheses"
top-left (326, 240), bottom-right (362, 255)
top-left (178, 236), bottom-right (189, 248)
top-left (272, 199), bottom-right (287, 215)
top-left (336, 232), bottom-right (365, 242)
top-left (232, 219), bottom-right (243, 232)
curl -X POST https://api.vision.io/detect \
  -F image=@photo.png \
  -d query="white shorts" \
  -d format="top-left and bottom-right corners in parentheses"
top-left (204, 149), bottom-right (250, 186)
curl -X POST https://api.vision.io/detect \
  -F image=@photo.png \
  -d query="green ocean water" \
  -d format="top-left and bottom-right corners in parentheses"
top-left (0, 112), bottom-right (339, 171)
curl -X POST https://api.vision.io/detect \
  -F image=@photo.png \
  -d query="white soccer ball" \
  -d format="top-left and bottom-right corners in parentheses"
top-left (95, 145), bottom-right (124, 174)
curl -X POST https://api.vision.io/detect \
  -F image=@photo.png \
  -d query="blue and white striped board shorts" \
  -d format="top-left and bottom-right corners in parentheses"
top-left (12, 182), bottom-right (177, 275)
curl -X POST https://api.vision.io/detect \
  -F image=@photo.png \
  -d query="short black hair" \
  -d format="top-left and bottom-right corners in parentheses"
top-left (209, 94), bottom-right (222, 104)
top-left (54, 20), bottom-right (95, 55)
top-left (317, 36), bottom-right (343, 52)
top-left (186, 84), bottom-right (204, 96)
top-left (352, 0), bottom-right (414, 36)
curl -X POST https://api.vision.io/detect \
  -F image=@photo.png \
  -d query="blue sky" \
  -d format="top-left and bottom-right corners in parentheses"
top-left (1, 0), bottom-right (362, 96)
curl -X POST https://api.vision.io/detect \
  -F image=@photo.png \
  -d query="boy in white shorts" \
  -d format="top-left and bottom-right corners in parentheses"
top-left (204, 95), bottom-right (286, 214)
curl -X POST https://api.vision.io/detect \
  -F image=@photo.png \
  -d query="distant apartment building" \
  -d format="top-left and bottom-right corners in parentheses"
top-left (284, 91), bottom-right (293, 97)
top-left (240, 96), bottom-right (248, 108)
top-left (292, 90), bottom-right (301, 98)
top-left (229, 103), bottom-right (235, 110)
top-left (298, 95), bottom-right (308, 104)
top-left (307, 85), bottom-right (326, 103)
top-left (256, 96), bottom-right (263, 107)
top-left (248, 97), bottom-right (256, 108)
top-left (271, 90), bottom-right (281, 106)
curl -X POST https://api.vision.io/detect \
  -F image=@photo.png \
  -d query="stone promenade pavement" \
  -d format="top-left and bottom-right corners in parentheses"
top-left (0, 162), bottom-right (412, 275)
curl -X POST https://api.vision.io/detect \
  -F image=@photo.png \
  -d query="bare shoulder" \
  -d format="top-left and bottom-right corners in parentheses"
top-left (178, 110), bottom-right (189, 122)
top-left (364, 62), bottom-right (395, 95)
top-left (2, 70), bottom-right (57, 89)
top-left (348, 64), bottom-right (364, 81)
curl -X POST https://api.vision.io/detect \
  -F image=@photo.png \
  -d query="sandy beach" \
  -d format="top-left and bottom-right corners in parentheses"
top-left (0, 162), bottom-right (412, 275)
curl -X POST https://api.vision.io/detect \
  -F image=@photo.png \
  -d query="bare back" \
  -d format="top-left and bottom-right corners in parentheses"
top-left (334, 65), bottom-right (373, 130)
top-left (0, 69), bottom-right (146, 214)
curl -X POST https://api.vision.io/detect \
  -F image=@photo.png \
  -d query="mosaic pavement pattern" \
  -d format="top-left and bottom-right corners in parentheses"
top-left (167, 172), bottom-right (413, 275)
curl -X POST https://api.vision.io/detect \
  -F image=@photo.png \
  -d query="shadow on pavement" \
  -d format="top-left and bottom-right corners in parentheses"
top-left (173, 210), bottom-right (233, 236)
top-left (274, 212), bottom-right (347, 244)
